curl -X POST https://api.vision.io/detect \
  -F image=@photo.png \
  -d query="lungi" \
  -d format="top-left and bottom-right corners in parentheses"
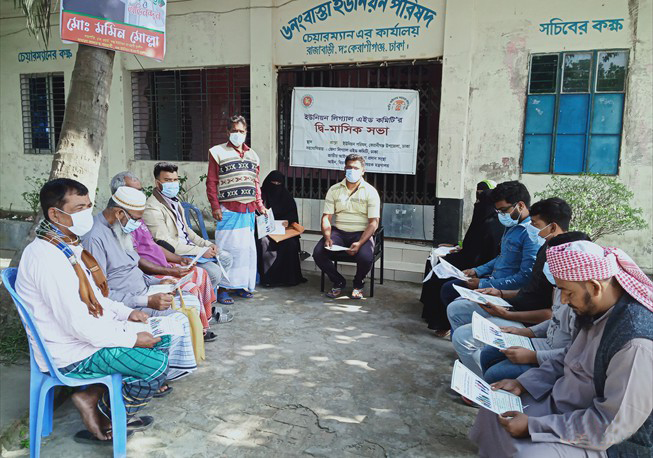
top-left (60, 336), bottom-right (170, 419)
top-left (215, 206), bottom-right (257, 292)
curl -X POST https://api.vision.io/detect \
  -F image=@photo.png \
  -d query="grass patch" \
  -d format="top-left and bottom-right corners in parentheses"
top-left (0, 321), bottom-right (28, 364)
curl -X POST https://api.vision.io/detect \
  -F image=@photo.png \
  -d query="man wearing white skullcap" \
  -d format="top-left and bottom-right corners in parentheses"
top-left (82, 186), bottom-right (199, 382)
top-left (470, 239), bottom-right (653, 457)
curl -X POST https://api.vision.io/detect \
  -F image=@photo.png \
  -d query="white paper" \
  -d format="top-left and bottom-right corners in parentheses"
top-left (270, 221), bottom-right (287, 235)
top-left (450, 360), bottom-right (523, 414)
top-left (433, 246), bottom-right (457, 257)
top-left (471, 312), bottom-right (535, 351)
top-left (256, 209), bottom-right (276, 239)
top-left (325, 245), bottom-right (350, 252)
top-left (147, 272), bottom-right (194, 296)
top-left (432, 257), bottom-right (470, 281)
top-left (146, 316), bottom-right (185, 337)
top-left (181, 247), bottom-right (210, 269)
top-left (453, 284), bottom-right (513, 309)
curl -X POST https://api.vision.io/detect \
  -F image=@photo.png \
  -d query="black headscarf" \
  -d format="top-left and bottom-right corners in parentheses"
top-left (261, 171), bottom-right (299, 223)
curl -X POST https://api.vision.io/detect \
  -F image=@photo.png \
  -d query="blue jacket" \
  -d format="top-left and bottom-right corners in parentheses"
top-left (473, 217), bottom-right (543, 290)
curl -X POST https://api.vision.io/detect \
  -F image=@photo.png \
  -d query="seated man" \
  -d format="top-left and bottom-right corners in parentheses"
top-left (110, 172), bottom-right (233, 341)
top-left (440, 181), bottom-right (542, 310)
top-left (82, 186), bottom-right (197, 381)
top-left (312, 153), bottom-right (380, 300)
top-left (448, 198), bottom-right (573, 375)
top-left (471, 240), bottom-right (653, 457)
top-left (17, 178), bottom-right (168, 443)
top-left (143, 162), bottom-right (235, 305)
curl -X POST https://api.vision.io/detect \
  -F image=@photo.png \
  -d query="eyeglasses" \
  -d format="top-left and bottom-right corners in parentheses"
top-left (495, 204), bottom-right (516, 215)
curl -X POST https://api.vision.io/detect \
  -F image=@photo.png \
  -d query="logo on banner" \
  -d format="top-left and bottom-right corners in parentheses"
top-left (302, 95), bottom-right (314, 108)
top-left (388, 96), bottom-right (409, 111)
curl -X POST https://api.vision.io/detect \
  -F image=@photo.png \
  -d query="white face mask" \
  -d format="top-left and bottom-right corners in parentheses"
top-left (229, 132), bottom-right (246, 147)
top-left (54, 207), bottom-right (94, 236)
top-left (345, 168), bottom-right (362, 183)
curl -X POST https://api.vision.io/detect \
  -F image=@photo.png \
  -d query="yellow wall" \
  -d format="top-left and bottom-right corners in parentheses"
top-left (1, 0), bottom-right (651, 268)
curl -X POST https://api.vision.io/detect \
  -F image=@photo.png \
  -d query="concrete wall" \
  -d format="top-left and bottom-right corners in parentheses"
top-left (1, 0), bottom-right (651, 269)
top-left (439, 0), bottom-right (653, 270)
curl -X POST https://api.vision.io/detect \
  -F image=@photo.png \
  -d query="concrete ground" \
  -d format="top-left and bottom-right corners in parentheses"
top-left (4, 274), bottom-right (478, 457)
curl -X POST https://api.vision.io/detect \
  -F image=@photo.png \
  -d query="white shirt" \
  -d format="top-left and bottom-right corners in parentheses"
top-left (16, 239), bottom-right (139, 371)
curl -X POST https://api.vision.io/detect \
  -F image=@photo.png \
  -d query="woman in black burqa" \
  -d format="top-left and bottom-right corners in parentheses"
top-left (420, 181), bottom-right (504, 336)
top-left (257, 170), bottom-right (307, 287)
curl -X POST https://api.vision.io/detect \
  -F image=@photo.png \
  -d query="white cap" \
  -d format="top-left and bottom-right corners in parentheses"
top-left (112, 186), bottom-right (146, 211)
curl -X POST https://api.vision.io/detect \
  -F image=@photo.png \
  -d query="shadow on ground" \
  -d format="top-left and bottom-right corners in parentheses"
top-left (15, 274), bottom-right (479, 457)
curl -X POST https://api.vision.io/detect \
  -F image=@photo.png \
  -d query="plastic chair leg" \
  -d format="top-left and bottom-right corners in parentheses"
top-left (108, 377), bottom-right (127, 458)
top-left (29, 376), bottom-right (43, 458)
top-left (42, 387), bottom-right (54, 437)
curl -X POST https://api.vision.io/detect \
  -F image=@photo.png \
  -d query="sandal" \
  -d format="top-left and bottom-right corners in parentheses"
top-left (326, 287), bottom-right (342, 299)
top-left (235, 289), bottom-right (254, 298)
top-left (215, 312), bottom-right (234, 324)
top-left (127, 416), bottom-right (154, 432)
top-left (153, 384), bottom-right (173, 399)
top-left (203, 330), bottom-right (218, 342)
top-left (351, 288), bottom-right (364, 300)
top-left (73, 429), bottom-right (134, 445)
top-left (216, 291), bottom-right (234, 305)
top-left (434, 329), bottom-right (451, 338)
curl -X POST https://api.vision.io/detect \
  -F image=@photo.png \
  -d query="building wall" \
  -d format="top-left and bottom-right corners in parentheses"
top-left (1, 0), bottom-right (651, 269)
top-left (440, 0), bottom-right (653, 270)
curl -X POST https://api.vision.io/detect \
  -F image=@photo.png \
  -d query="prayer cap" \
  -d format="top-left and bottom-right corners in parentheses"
top-left (547, 240), bottom-right (653, 312)
top-left (112, 186), bottom-right (146, 211)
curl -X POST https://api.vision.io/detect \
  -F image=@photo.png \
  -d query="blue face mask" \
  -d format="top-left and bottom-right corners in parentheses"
top-left (543, 262), bottom-right (556, 285)
top-left (120, 212), bottom-right (141, 234)
top-left (498, 211), bottom-right (518, 227)
top-left (527, 222), bottom-right (552, 244)
top-left (160, 181), bottom-right (180, 199)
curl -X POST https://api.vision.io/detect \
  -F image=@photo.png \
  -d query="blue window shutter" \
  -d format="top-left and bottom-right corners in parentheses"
top-left (588, 136), bottom-right (620, 174)
top-left (523, 95), bottom-right (555, 172)
top-left (554, 94), bottom-right (589, 173)
top-left (588, 93), bottom-right (624, 174)
top-left (591, 94), bottom-right (624, 134)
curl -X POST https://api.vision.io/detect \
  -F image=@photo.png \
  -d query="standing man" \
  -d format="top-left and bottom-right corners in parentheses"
top-left (206, 115), bottom-right (266, 297)
top-left (312, 154), bottom-right (381, 300)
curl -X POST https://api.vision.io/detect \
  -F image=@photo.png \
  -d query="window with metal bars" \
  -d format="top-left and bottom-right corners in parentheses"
top-left (131, 67), bottom-right (250, 162)
top-left (277, 61), bottom-right (441, 206)
top-left (21, 73), bottom-right (65, 154)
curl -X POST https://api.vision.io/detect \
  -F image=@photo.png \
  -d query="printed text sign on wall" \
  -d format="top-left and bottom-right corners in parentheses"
top-left (275, 0), bottom-right (444, 64)
top-left (60, 0), bottom-right (167, 61)
top-left (539, 17), bottom-right (624, 36)
top-left (290, 87), bottom-right (420, 175)
top-left (18, 50), bottom-right (73, 62)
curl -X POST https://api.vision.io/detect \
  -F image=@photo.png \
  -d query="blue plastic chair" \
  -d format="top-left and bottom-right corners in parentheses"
top-left (181, 202), bottom-right (210, 240)
top-left (1, 268), bottom-right (128, 458)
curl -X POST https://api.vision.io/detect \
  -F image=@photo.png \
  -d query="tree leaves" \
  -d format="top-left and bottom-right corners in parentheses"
top-left (14, 0), bottom-right (52, 46)
top-left (535, 174), bottom-right (647, 241)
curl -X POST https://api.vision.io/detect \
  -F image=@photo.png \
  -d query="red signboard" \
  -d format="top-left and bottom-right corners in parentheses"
top-left (60, 1), bottom-right (166, 61)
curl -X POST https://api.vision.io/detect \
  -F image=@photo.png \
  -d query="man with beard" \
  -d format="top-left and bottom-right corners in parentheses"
top-left (83, 186), bottom-right (198, 382)
top-left (469, 239), bottom-right (653, 457)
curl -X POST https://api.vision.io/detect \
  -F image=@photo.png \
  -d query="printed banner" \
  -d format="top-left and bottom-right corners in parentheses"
top-left (60, 0), bottom-right (166, 61)
top-left (290, 87), bottom-right (419, 174)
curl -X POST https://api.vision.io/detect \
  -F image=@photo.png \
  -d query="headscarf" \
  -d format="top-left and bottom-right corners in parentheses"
top-left (547, 240), bottom-right (653, 312)
top-left (261, 170), bottom-right (299, 223)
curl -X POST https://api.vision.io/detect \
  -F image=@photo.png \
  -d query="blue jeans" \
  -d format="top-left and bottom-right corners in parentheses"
top-left (480, 346), bottom-right (536, 384)
top-left (447, 299), bottom-right (524, 376)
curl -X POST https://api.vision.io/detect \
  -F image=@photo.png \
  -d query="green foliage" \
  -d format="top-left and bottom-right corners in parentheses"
top-left (0, 322), bottom-right (28, 364)
top-left (535, 174), bottom-right (648, 241)
top-left (20, 176), bottom-right (48, 216)
top-left (14, 0), bottom-right (52, 46)
top-left (19, 426), bottom-right (29, 449)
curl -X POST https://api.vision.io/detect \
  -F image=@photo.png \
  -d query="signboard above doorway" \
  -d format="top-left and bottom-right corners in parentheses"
top-left (290, 87), bottom-right (420, 175)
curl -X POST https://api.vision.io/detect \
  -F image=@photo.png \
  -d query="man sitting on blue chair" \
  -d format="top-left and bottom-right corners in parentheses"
top-left (16, 178), bottom-right (169, 443)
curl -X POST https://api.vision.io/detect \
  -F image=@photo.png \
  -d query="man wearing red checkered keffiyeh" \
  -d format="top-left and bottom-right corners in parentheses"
top-left (470, 240), bottom-right (653, 457)
top-left (547, 240), bottom-right (653, 313)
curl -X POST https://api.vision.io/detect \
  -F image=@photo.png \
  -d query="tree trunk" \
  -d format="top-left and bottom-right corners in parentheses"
top-left (7, 45), bottom-right (115, 271)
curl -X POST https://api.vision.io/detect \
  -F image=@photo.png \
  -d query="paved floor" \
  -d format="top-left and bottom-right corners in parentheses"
top-left (9, 274), bottom-right (479, 457)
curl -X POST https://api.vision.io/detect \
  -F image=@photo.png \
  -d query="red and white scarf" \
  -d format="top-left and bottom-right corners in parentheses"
top-left (547, 241), bottom-right (653, 312)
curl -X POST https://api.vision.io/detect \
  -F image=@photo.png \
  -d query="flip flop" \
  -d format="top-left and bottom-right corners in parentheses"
top-left (73, 429), bottom-right (134, 445)
top-left (351, 288), bottom-right (364, 300)
top-left (153, 384), bottom-right (173, 398)
top-left (235, 289), bottom-right (254, 298)
top-left (326, 287), bottom-right (342, 299)
top-left (216, 291), bottom-right (234, 305)
top-left (127, 416), bottom-right (154, 432)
